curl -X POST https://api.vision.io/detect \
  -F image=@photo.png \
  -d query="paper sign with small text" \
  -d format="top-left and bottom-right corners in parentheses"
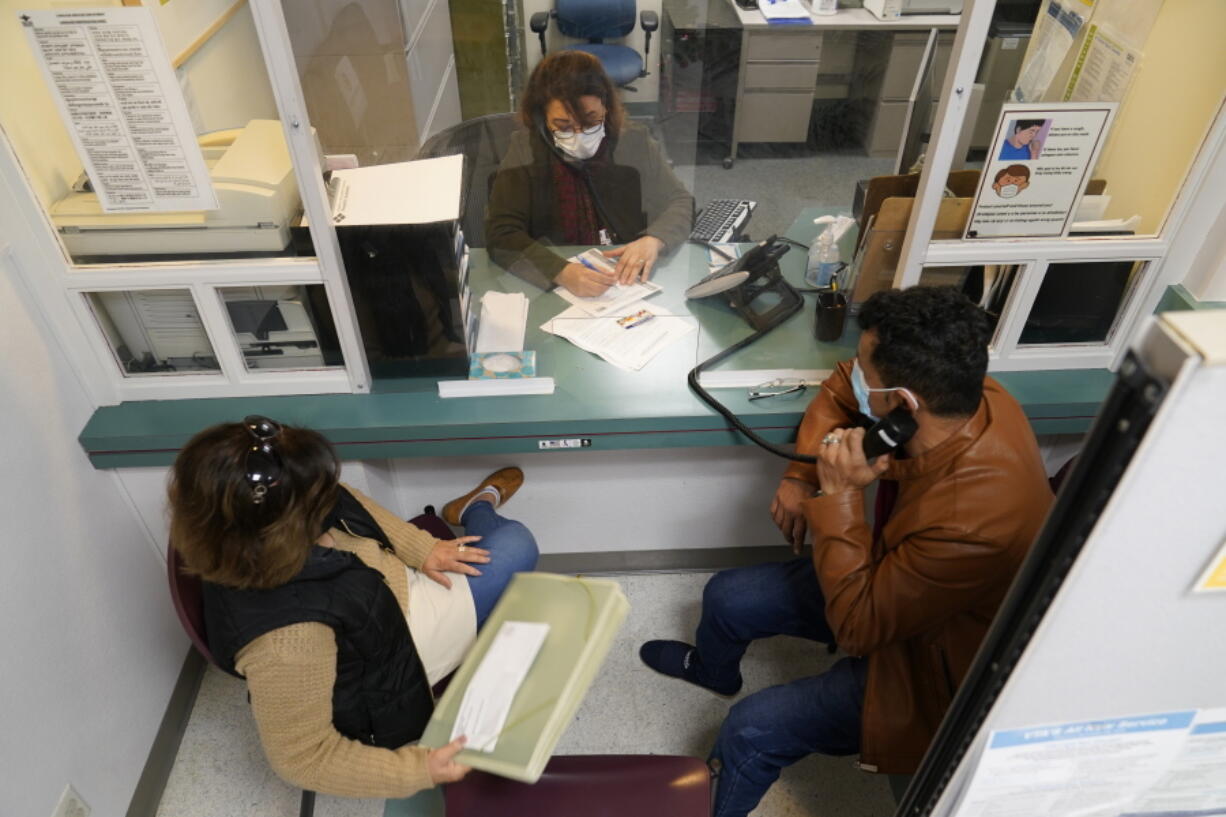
top-left (966, 103), bottom-right (1116, 239)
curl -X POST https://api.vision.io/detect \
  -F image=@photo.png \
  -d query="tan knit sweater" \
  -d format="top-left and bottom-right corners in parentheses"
top-left (233, 484), bottom-right (442, 798)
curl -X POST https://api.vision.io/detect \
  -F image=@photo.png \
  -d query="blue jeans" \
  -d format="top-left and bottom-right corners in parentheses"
top-left (459, 501), bottom-right (539, 627)
top-left (699, 558), bottom-right (868, 817)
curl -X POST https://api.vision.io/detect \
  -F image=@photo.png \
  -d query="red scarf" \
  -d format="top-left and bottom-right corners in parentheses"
top-left (550, 139), bottom-right (610, 245)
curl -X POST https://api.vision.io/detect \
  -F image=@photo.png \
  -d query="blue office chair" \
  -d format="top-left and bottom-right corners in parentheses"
top-left (530, 0), bottom-right (659, 88)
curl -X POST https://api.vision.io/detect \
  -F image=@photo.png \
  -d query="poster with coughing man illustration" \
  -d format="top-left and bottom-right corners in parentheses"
top-left (966, 103), bottom-right (1116, 239)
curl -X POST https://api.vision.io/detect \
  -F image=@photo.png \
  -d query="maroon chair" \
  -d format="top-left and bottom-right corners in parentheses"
top-left (445, 755), bottom-right (711, 816)
top-left (166, 507), bottom-right (458, 817)
top-left (1050, 456), bottom-right (1078, 494)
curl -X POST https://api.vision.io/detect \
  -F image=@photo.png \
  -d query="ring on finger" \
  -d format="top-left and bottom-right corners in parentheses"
top-left (821, 432), bottom-right (841, 446)
top-left (457, 544), bottom-right (467, 553)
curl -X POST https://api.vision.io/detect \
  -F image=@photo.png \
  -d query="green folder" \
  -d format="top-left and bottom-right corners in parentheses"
top-left (419, 572), bottom-right (630, 783)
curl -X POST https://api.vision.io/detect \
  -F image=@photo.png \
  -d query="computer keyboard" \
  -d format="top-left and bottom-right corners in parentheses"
top-left (690, 199), bottom-right (756, 244)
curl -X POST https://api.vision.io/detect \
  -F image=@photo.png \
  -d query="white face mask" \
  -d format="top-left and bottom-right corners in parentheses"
top-left (998, 184), bottom-right (1021, 198)
top-left (553, 123), bottom-right (605, 161)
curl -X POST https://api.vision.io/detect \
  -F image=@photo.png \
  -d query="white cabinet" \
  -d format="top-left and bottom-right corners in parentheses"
top-left (290, 0), bottom-right (460, 164)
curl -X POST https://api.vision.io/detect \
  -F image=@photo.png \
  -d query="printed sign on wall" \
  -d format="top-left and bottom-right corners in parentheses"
top-left (19, 7), bottom-right (217, 213)
top-left (966, 103), bottom-right (1116, 239)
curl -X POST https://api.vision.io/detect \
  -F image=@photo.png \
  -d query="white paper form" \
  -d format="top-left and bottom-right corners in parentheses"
top-left (558, 249), bottom-right (664, 317)
top-left (1063, 25), bottom-right (1139, 103)
top-left (950, 710), bottom-right (1226, 817)
top-left (20, 8), bottom-right (218, 213)
top-left (1013, 1), bottom-right (1086, 103)
top-left (474, 291), bottom-right (529, 353)
top-left (555, 280), bottom-right (664, 317)
top-left (328, 155), bottom-right (462, 225)
top-left (542, 303), bottom-right (696, 371)
top-left (450, 621), bottom-right (550, 752)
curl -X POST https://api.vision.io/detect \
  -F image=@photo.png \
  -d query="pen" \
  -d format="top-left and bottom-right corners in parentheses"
top-left (577, 256), bottom-right (614, 276)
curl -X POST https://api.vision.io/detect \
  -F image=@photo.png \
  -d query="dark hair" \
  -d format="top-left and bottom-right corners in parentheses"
top-left (519, 51), bottom-right (625, 137)
top-left (169, 421), bottom-right (340, 589)
top-left (856, 287), bottom-right (990, 417)
top-left (1013, 119), bottom-right (1045, 132)
top-left (995, 164), bottom-right (1031, 183)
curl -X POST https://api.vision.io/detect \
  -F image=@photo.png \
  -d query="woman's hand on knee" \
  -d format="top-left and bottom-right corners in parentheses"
top-left (423, 536), bottom-right (489, 589)
top-left (428, 736), bottom-right (472, 784)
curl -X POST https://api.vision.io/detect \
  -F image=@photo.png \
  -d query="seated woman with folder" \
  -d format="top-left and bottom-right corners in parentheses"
top-left (486, 51), bottom-right (694, 296)
top-left (169, 417), bottom-right (538, 797)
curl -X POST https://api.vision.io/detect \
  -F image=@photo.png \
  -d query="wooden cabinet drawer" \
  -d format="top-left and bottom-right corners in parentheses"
top-left (745, 60), bottom-right (820, 90)
top-left (737, 90), bottom-right (814, 143)
top-left (746, 30), bottom-right (822, 61)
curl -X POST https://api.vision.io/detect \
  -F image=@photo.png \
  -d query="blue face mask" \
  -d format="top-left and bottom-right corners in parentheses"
top-left (852, 359), bottom-right (916, 422)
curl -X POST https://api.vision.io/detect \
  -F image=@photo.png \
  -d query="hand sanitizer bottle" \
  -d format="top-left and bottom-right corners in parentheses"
top-left (805, 229), bottom-right (841, 288)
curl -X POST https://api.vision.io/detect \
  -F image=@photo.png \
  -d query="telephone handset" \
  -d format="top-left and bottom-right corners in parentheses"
top-left (861, 407), bottom-right (919, 460)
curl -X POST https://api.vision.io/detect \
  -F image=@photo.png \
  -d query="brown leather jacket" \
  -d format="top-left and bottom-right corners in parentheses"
top-left (785, 360), bottom-right (1052, 773)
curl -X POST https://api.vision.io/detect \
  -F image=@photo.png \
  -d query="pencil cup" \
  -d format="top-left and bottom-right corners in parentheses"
top-left (814, 290), bottom-right (848, 342)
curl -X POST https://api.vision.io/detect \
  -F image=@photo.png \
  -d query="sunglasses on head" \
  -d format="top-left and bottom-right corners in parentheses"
top-left (243, 415), bottom-right (283, 505)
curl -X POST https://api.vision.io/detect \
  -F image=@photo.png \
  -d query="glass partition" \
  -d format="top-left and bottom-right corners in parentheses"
top-left (1018, 259), bottom-right (1143, 346)
top-left (218, 284), bottom-right (344, 371)
top-left (84, 288), bottom-right (219, 376)
top-left (917, 263), bottom-right (1023, 344)
top-left (0, 0), bottom-right (312, 265)
top-left (949, 0), bottom-right (1226, 239)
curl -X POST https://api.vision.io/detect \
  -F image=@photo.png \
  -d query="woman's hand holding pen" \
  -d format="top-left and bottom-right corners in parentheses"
top-left (604, 236), bottom-right (664, 284)
top-left (556, 261), bottom-right (616, 297)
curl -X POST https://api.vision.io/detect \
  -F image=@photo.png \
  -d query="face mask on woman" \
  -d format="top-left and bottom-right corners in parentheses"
top-left (553, 123), bottom-right (605, 161)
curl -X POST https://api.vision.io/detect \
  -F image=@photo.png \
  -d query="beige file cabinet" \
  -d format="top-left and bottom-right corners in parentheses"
top-left (729, 28), bottom-right (824, 164)
top-left (863, 30), bottom-right (953, 158)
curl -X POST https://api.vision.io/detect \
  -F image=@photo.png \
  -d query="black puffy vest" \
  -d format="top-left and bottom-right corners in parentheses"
top-left (202, 488), bottom-right (433, 749)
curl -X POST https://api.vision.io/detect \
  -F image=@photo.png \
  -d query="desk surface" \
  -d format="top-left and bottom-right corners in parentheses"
top-left (79, 209), bottom-right (1113, 468)
top-left (730, 2), bottom-right (960, 29)
top-left (665, 0), bottom-right (961, 30)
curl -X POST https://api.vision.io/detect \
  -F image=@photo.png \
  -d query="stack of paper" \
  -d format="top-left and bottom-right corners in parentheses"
top-left (545, 248), bottom-right (695, 370)
top-left (759, 0), bottom-right (812, 24)
top-left (542, 303), bottom-right (695, 371)
top-left (420, 573), bottom-right (630, 783)
top-left (326, 155), bottom-right (462, 225)
top-left (475, 291), bottom-right (529, 353)
top-left (556, 279), bottom-right (664, 317)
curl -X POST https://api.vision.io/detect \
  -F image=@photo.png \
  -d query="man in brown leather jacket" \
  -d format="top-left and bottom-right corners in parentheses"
top-left (641, 287), bottom-right (1053, 817)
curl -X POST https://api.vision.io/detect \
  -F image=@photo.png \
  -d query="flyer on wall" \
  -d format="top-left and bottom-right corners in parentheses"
top-left (19, 7), bottom-right (217, 213)
top-left (951, 708), bottom-right (1226, 817)
top-left (965, 102), bottom-right (1116, 239)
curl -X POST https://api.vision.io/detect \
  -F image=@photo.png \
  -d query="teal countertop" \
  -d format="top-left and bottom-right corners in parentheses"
top-left (79, 212), bottom-right (1117, 468)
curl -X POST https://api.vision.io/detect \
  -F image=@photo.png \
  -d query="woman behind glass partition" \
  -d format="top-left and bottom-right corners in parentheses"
top-left (485, 51), bottom-right (693, 296)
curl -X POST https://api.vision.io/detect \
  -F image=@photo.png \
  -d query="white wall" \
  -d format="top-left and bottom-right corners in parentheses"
top-left (0, 191), bottom-right (186, 816)
top-left (521, 0), bottom-right (663, 104)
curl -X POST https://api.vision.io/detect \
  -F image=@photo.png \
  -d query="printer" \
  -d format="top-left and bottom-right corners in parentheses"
top-left (225, 298), bottom-right (325, 369)
top-left (864, 0), bottom-right (963, 20)
top-left (50, 119), bottom-right (301, 259)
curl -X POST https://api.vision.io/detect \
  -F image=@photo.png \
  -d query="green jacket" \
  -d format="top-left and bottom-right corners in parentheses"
top-left (485, 122), bottom-right (694, 289)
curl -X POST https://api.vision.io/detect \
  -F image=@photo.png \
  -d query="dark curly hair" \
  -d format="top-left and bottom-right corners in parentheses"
top-left (856, 287), bottom-right (990, 417)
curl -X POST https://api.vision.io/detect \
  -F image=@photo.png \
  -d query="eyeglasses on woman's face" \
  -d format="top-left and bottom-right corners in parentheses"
top-left (243, 415), bottom-right (283, 505)
top-left (545, 96), bottom-right (606, 136)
